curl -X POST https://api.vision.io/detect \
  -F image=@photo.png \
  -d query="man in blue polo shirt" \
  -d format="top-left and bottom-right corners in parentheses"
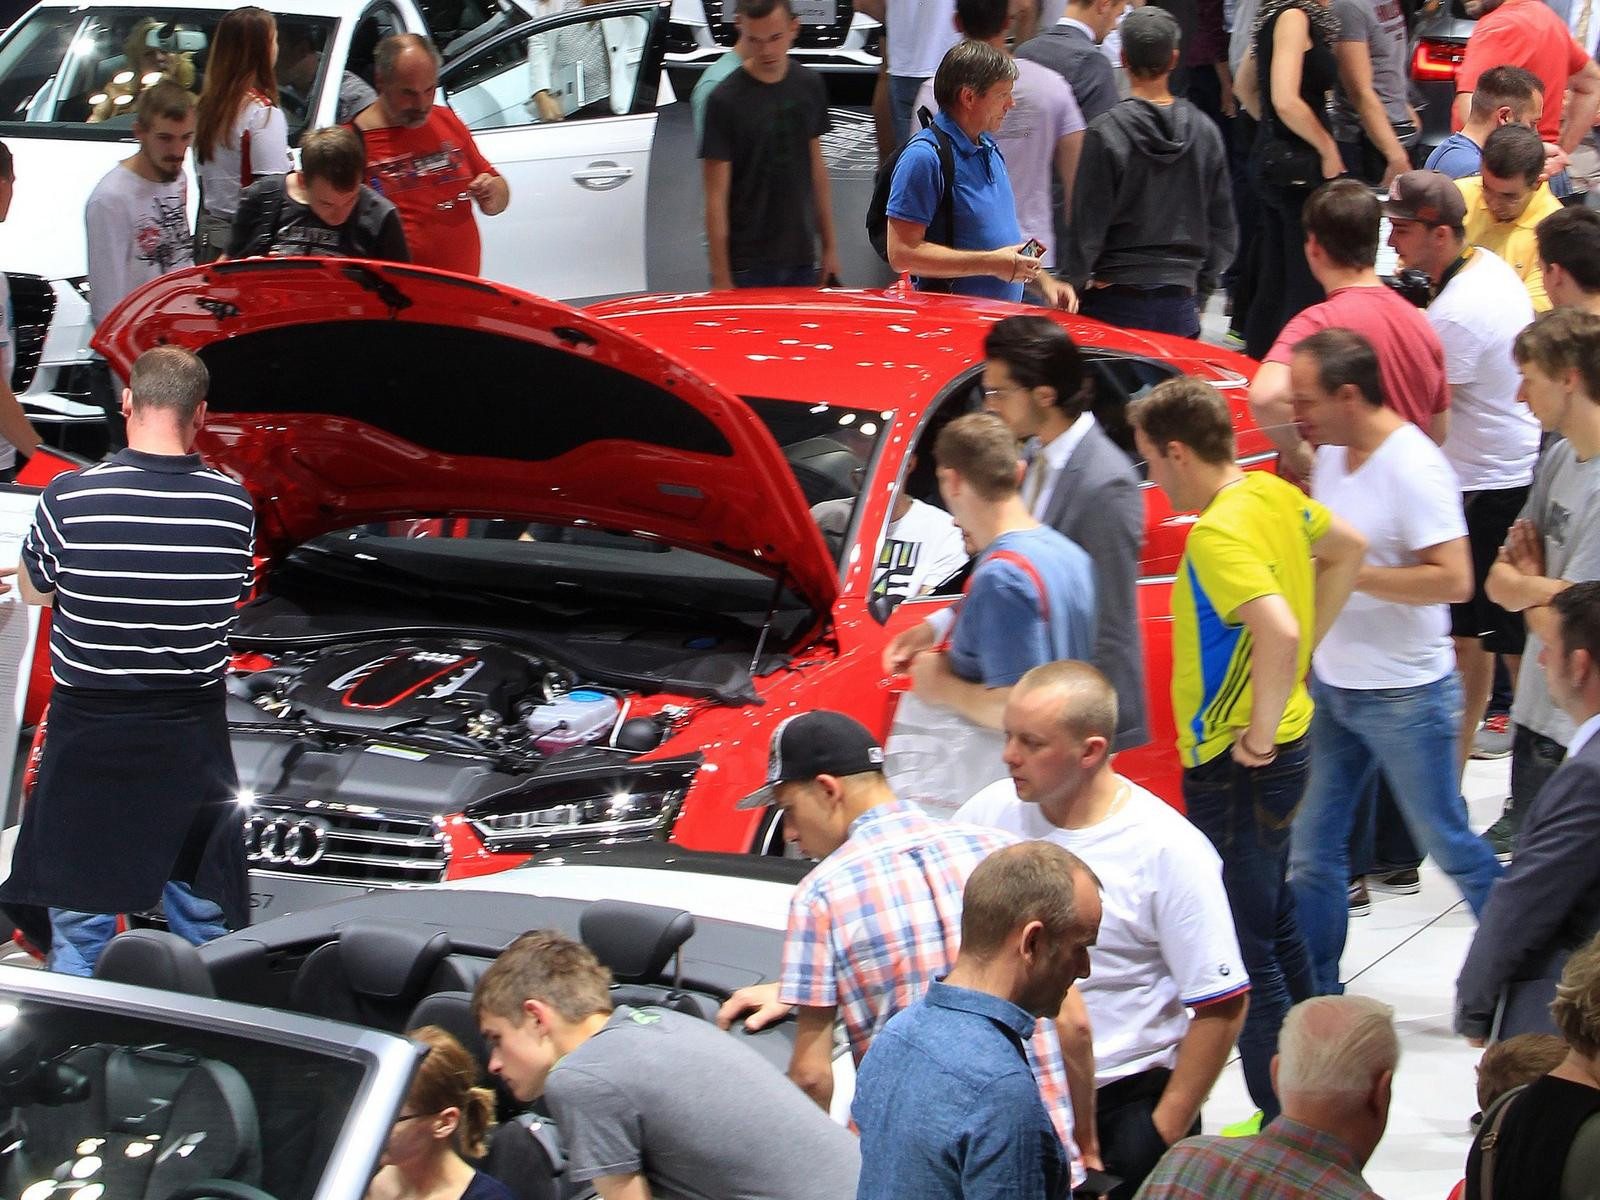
top-left (886, 39), bottom-right (1078, 307)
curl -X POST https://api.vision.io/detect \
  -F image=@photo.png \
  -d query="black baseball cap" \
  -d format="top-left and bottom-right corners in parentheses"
top-left (735, 711), bottom-right (887, 810)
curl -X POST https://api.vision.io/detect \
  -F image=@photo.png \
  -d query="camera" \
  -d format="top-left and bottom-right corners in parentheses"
top-left (1381, 268), bottom-right (1433, 309)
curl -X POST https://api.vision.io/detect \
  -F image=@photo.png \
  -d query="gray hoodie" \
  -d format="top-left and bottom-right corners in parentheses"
top-left (1065, 97), bottom-right (1237, 293)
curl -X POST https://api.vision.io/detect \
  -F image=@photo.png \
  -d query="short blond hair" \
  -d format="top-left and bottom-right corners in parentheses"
top-left (472, 930), bottom-right (613, 1024)
top-left (1013, 661), bottom-right (1118, 743)
top-left (1553, 932), bottom-right (1600, 1057)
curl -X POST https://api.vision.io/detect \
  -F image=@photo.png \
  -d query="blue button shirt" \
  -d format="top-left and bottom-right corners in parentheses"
top-left (852, 980), bottom-right (1072, 1200)
top-left (886, 110), bottom-right (1024, 302)
top-left (1424, 131), bottom-right (1482, 179)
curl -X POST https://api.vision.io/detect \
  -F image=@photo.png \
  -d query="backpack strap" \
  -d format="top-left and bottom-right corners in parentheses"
top-left (1475, 1084), bottom-right (1529, 1200)
top-left (920, 111), bottom-right (959, 296)
top-left (981, 549), bottom-right (1050, 623)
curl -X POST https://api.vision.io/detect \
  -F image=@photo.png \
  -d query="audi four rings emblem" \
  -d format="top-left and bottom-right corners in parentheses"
top-left (245, 813), bottom-right (331, 867)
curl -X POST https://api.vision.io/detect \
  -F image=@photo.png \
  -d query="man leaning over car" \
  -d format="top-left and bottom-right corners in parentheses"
top-left (716, 710), bottom-right (1100, 1185)
top-left (0, 347), bottom-right (256, 975)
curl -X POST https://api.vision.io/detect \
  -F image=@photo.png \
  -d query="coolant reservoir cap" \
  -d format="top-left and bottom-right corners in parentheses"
top-left (567, 690), bottom-right (609, 703)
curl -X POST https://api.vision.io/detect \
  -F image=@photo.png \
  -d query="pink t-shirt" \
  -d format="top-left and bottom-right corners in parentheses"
top-left (913, 59), bottom-right (1085, 267)
top-left (1267, 285), bottom-right (1450, 430)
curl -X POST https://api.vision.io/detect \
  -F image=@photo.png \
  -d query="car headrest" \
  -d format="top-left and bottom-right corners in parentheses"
top-left (93, 930), bottom-right (216, 998)
top-left (579, 900), bottom-right (695, 984)
top-left (336, 919), bottom-right (454, 999)
top-left (407, 990), bottom-right (490, 1082)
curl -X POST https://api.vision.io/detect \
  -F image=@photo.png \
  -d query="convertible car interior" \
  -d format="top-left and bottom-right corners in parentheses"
top-left (13, 849), bottom-right (814, 1200)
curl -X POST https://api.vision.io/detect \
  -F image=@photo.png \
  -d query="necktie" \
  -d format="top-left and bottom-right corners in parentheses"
top-left (1021, 450), bottom-right (1050, 515)
top-left (1579, 0), bottom-right (1595, 54)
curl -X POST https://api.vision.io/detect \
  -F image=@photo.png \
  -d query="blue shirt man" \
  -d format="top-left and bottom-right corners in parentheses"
top-left (854, 981), bottom-right (1073, 1199)
top-left (1425, 131), bottom-right (1485, 178)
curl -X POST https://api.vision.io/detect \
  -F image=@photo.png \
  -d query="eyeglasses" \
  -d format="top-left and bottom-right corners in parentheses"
top-left (980, 383), bottom-right (1028, 400)
top-left (392, 1111), bottom-right (433, 1126)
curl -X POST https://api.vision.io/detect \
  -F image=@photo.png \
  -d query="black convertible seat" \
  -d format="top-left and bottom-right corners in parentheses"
top-left (579, 900), bottom-right (702, 1017)
top-left (407, 990), bottom-right (490, 1083)
top-left (11, 1043), bottom-right (261, 1200)
top-left (288, 917), bottom-right (481, 1031)
top-left (93, 929), bottom-right (216, 998)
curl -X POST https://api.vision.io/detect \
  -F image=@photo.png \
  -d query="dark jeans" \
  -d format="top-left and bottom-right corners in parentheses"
top-left (1242, 178), bottom-right (1322, 360)
top-left (732, 264), bottom-right (817, 288)
top-left (1350, 777), bottom-right (1423, 875)
top-left (1096, 1067), bottom-right (1201, 1200)
top-left (1508, 723), bottom-right (1566, 824)
top-left (1081, 286), bottom-right (1201, 338)
top-left (1182, 736), bottom-right (1314, 1120)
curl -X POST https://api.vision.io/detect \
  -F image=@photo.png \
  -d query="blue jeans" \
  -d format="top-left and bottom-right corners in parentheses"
top-left (1182, 736), bottom-right (1314, 1121)
top-left (1290, 673), bottom-right (1504, 996)
top-left (889, 74), bottom-right (929, 152)
top-left (1081, 286), bottom-right (1202, 338)
top-left (49, 881), bottom-right (228, 976)
top-left (732, 264), bottom-right (817, 288)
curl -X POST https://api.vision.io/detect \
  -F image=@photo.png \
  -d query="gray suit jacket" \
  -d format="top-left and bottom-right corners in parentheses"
top-left (1014, 23), bottom-right (1119, 124)
top-left (1456, 730), bottom-right (1600, 1040)
top-left (1039, 422), bottom-right (1149, 752)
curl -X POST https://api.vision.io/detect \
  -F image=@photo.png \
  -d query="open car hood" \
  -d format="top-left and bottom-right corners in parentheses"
top-left (92, 259), bottom-right (839, 611)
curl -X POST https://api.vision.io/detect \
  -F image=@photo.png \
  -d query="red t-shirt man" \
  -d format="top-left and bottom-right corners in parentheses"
top-left (1266, 284), bottom-right (1450, 432)
top-left (1453, 0), bottom-right (1589, 146)
top-left (356, 106), bottom-right (499, 276)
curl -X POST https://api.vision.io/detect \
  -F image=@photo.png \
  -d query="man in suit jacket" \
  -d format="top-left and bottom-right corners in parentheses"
top-left (1457, 580), bottom-right (1600, 1043)
top-left (980, 315), bottom-right (1149, 752)
top-left (1016, 0), bottom-right (1126, 123)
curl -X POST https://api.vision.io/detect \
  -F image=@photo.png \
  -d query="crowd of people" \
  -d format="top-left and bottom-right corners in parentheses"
top-left (2, 0), bottom-right (1600, 1196)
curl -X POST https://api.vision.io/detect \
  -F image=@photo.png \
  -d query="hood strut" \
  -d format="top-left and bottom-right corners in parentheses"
top-left (748, 568), bottom-right (788, 684)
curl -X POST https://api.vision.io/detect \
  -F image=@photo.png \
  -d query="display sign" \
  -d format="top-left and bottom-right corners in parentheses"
top-left (722, 0), bottom-right (837, 22)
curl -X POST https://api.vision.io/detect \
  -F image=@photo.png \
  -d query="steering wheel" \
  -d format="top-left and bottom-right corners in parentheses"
top-left (165, 1181), bottom-right (279, 1200)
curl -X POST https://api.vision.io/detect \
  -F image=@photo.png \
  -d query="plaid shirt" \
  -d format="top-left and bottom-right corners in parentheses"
top-left (777, 798), bottom-right (1078, 1155)
top-left (1135, 1118), bottom-right (1384, 1199)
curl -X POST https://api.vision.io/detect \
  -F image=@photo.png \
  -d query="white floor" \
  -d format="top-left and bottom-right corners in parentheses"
top-left (1202, 754), bottom-right (1511, 1199)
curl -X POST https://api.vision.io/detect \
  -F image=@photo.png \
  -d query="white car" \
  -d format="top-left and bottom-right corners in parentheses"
top-left (665, 0), bottom-right (879, 73)
top-left (0, 0), bottom-right (670, 449)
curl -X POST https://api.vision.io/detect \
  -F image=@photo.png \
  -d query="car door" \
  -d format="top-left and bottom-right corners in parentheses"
top-left (440, 0), bottom-right (669, 299)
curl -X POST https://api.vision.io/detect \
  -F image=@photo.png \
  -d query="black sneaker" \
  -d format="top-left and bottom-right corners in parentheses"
top-left (1368, 868), bottom-right (1421, 895)
top-left (1348, 878), bottom-right (1371, 916)
top-left (1482, 811), bottom-right (1518, 864)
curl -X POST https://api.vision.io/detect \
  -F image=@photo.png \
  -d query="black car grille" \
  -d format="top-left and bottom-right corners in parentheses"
top-left (244, 803), bottom-right (449, 886)
top-left (697, 0), bottom-right (856, 49)
top-left (6, 273), bottom-right (54, 394)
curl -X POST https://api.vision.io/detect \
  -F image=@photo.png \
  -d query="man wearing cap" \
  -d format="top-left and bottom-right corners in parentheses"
top-left (717, 710), bottom-right (1098, 1182)
top-left (1386, 170), bottom-right (1539, 793)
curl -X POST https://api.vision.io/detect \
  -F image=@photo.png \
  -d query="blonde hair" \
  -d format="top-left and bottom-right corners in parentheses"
top-left (1276, 995), bottom-right (1399, 1099)
top-left (1475, 1034), bottom-right (1568, 1111)
top-left (1553, 932), bottom-right (1600, 1058)
top-left (405, 1026), bottom-right (497, 1158)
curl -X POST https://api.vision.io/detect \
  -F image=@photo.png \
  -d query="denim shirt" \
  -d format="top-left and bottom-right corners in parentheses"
top-left (852, 980), bottom-right (1072, 1200)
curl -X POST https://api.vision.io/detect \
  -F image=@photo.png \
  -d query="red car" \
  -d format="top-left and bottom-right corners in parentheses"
top-left (22, 258), bottom-right (1269, 919)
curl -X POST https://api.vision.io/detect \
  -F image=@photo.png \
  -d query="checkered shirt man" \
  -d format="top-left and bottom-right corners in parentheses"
top-left (1133, 1118), bottom-right (1384, 1199)
top-left (777, 795), bottom-right (1079, 1155)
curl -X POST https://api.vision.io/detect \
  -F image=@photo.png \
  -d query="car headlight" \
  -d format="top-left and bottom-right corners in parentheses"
top-left (465, 761), bottom-right (696, 852)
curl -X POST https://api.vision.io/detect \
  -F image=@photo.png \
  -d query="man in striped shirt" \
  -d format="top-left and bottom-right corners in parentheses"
top-left (715, 711), bottom-right (1096, 1184)
top-left (0, 346), bottom-right (255, 975)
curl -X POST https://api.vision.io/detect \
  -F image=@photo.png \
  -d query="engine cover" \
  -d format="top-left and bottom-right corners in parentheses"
top-left (284, 639), bottom-right (561, 733)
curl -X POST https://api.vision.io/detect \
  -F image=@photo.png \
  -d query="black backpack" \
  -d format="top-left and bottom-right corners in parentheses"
top-left (865, 106), bottom-right (957, 294)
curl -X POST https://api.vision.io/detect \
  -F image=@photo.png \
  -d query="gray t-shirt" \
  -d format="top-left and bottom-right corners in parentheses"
top-left (1330, 0), bottom-right (1411, 143)
top-left (545, 1007), bottom-right (860, 1200)
top-left (1511, 439), bottom-right (1600, 743)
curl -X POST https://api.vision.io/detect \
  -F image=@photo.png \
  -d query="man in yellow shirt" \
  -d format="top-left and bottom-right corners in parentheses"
top-left (1129, 376), bottom-right (1366, 1126)
top-left (1457, 123), bottom-right (1564, 311)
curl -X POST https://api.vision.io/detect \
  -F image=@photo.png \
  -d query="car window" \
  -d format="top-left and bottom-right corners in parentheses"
top-left (0, 8), bottom-right (334, 138)
top-left (445, 9), bottom-right (654, 130)
top-left (0, 984), bottom-right (381, 1200)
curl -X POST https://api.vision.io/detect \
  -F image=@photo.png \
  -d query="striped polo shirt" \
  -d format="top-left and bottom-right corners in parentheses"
top-left (21, 449), bottom-right (255, 690)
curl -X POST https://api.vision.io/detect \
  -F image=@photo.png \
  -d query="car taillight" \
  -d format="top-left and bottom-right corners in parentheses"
top-left (1412, 39), bottom-right (1465, 82)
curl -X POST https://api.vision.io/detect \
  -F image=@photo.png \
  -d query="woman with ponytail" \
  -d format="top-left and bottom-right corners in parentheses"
top-left (193, 6), bottom-right (290, 263)
top-left (367, 1026), bottom-right (514, 1200)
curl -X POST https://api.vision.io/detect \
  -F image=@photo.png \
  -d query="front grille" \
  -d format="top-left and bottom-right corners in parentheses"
top-left (244, 802), bottom-right (449, 886)
top-left (6, 273), bottom-right (54, 394)
top-left (697, 0), bottom-right (856, 49)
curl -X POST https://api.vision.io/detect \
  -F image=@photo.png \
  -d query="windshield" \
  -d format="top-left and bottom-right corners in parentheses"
top-left (0, 8), bottom-right (336, 137)
top-left (273, 396), bottom-right (886, 619)
top-left (0, 980), bottom-right (377, 1200)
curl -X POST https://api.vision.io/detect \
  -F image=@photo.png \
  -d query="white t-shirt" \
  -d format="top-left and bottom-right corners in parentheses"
top-left (84, 162), bottom-right (193, 327)
top-left (0, 272), bottom-right (14, 472)
top-left (1430, 248), bottom-right (1540, 491)
top-left (1311, 421), bottom-right (1468, 689)
top-left (198, 97), bottom-right (290, 219)
top-left (956, 777), bottom-right (1248, 1086)
top-left (911, 59), bottom-right (1085, 267)
top-left (812, 496), bottom-right (968, 601)
top-left (887, 0), bottom-right (959, 78)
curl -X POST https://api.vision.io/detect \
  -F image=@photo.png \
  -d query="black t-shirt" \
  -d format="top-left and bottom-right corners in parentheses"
top-left (227, 174), bottom-right (410, 262)
top-left (698, 64), bottom-right (830, 272)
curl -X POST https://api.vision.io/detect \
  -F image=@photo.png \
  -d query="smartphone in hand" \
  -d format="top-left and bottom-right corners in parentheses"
top-left (1020, 237), bottom-right (1047, 258)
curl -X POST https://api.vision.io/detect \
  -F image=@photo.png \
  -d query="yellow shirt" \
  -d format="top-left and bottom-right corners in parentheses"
top-left (1456, 176), bottom-right (1563, 312)
top-left (1171, 473), bottom-right (1331, 768)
